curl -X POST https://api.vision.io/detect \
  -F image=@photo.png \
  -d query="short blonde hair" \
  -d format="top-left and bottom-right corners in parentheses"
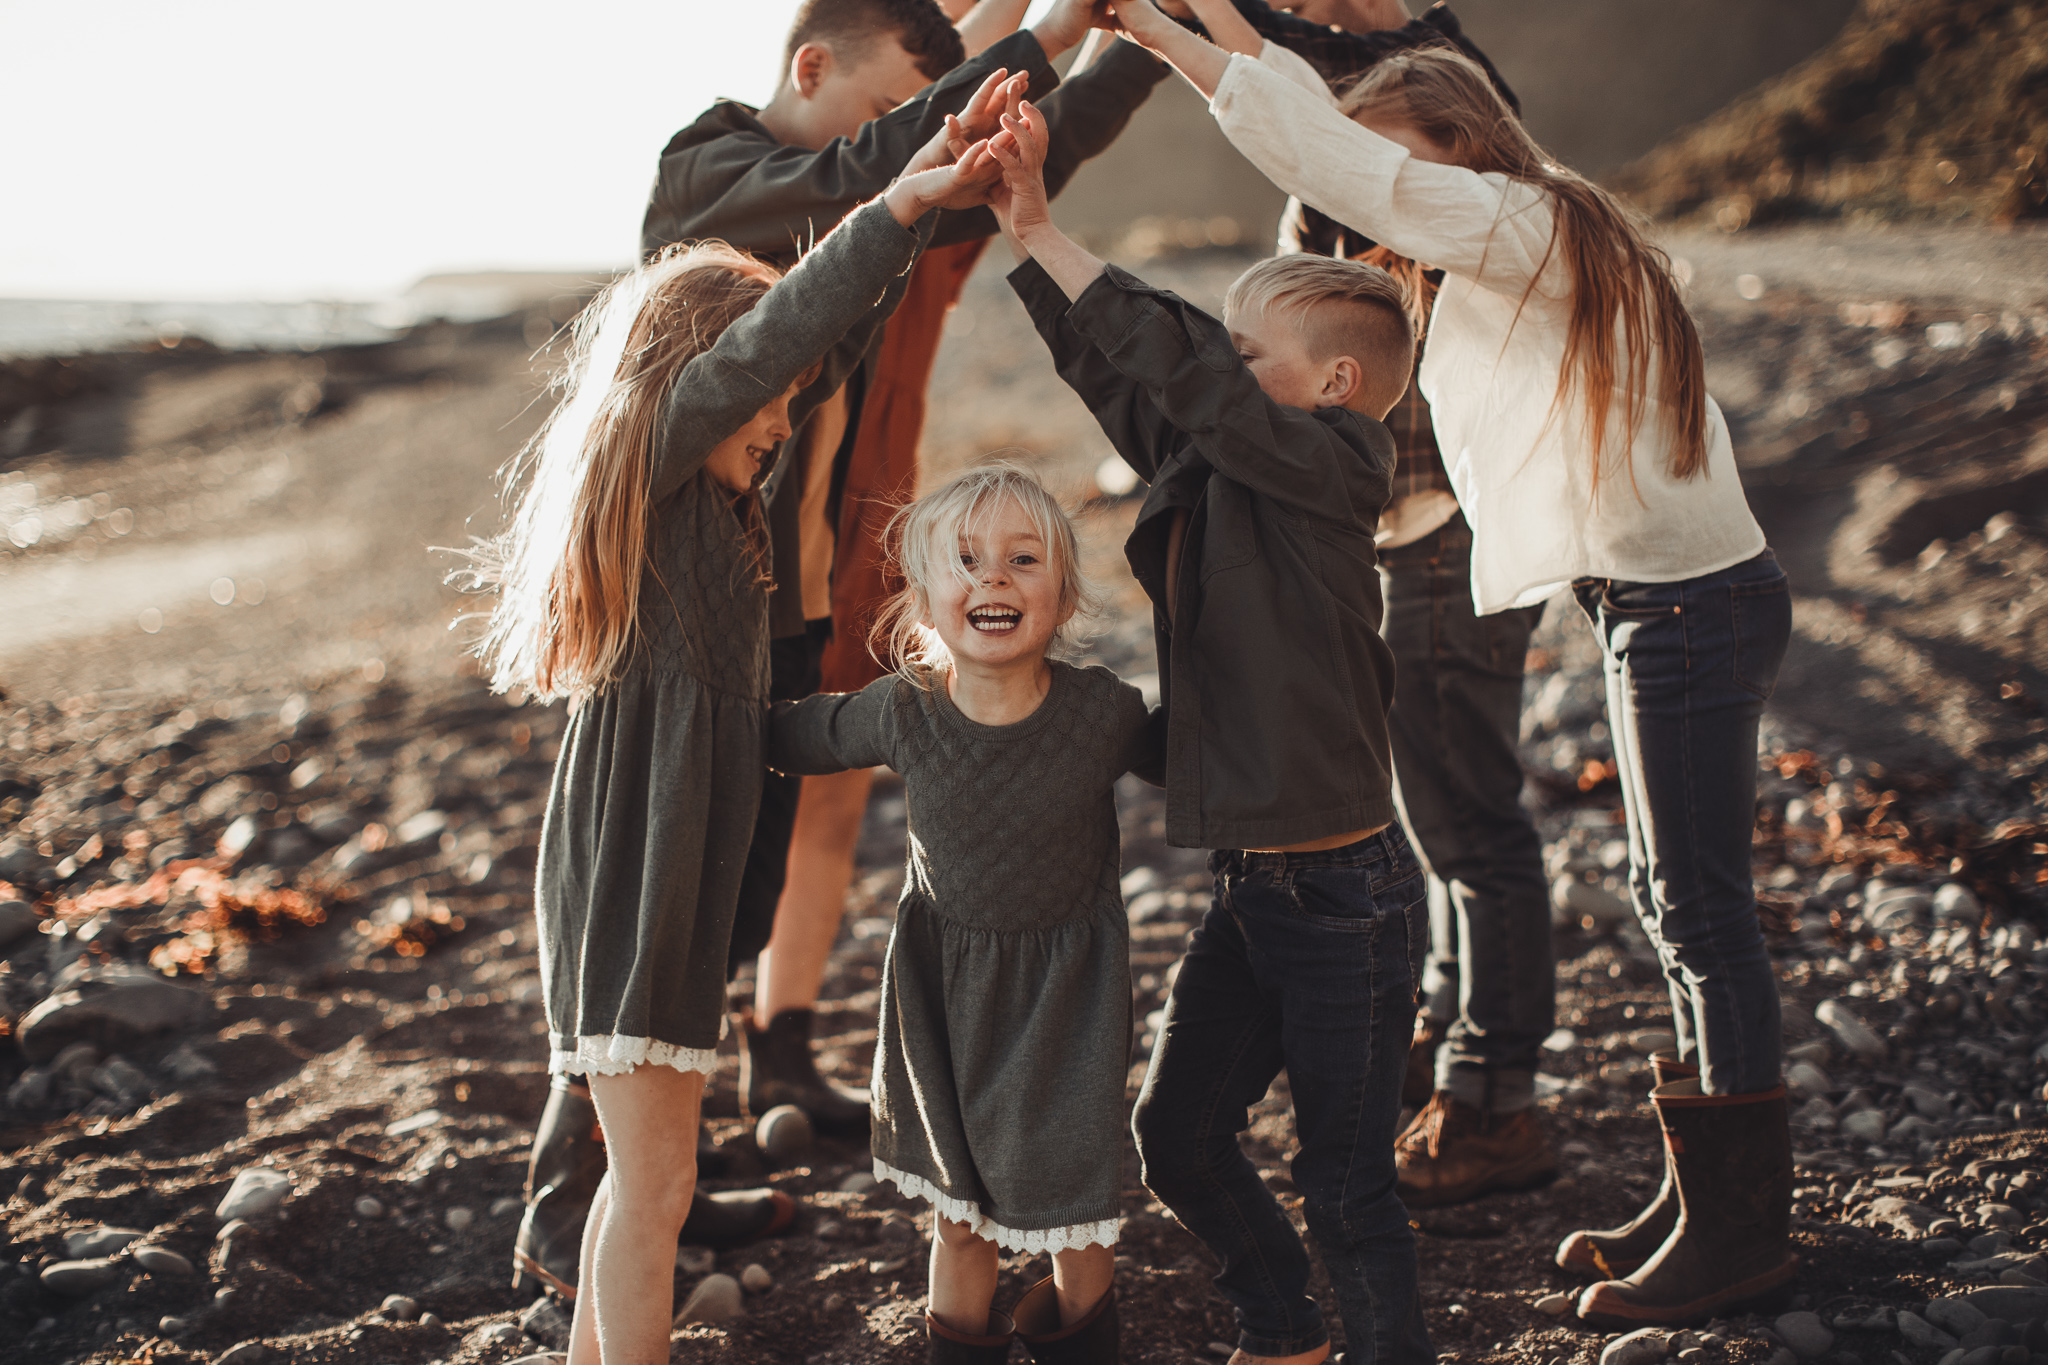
top-left (1225, 255), bottom-right (1415, 415)
top-left (871, 461), bottom-right (1099, 685)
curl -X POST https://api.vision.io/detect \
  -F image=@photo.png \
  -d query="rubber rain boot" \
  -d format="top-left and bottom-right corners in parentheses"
top-left (928, 1308), bottom-right (1016, 1364)
top-left (1555, 1053), bottom-right (1695, 1278)
top-left (1014, 1276), bottom-right (1118, 1363)
top-left (1575, 1078), bottom-right (1797, 1328)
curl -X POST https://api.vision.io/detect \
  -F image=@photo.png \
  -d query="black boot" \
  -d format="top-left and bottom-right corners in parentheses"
top-left (1013, 1277), bottom-right (1117, 1364)
top-left (742, 1007), bottom-right (871, 1141)
top-left (1575, 1079), bottom-right (1797, 1328)
top-left (1554, 1053), bottom-right (1694, 1279)
top-left (513, 1076), bottom-right (801, 1299)
top-left (928, 1309), bottom-right (1016, 1364)
top-left (512, 1075), bottom-right (605, 1298)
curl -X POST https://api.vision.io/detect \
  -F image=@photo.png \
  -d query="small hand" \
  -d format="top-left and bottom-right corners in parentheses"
top-left (902, 67), bottom-right (1020, 177)
top-left (986, 100), bottom-right (1055, 243)
top-left (1105, 0), bottom-right (1177, 45)
top-left (1033, 0), bottom-right (1115, 59)
top-left (885, 136), bottom-right (1005, 224)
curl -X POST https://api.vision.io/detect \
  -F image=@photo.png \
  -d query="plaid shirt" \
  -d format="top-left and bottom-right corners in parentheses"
top-left (1251, 0), bottom-right (1524, 506)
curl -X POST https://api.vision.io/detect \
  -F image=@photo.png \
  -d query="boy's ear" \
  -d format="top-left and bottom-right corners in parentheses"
top-left (789, 43), bottom-right (833, 100)
top-left (1319, 356), bottom-right (1364, 410)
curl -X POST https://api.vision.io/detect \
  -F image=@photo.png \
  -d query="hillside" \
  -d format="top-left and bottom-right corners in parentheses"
top-left (1616, 0), bottom-right (2048, 226)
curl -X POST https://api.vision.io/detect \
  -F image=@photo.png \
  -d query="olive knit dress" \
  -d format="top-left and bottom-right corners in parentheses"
top-left (535, 200), bottom-right (932, 1079)
top-left (768, 662), bottom-right (1161, 1251)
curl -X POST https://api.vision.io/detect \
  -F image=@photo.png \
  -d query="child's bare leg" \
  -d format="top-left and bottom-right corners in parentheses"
top-left (564, 1175), bottom-right (610, 1362)
top-left (757, 768), bottom-right (875, 1015)
top-left (575, 1065), bottom-right (706, 1365)
top-left (928, 1216), bottom-right (1000, 1334)
top-left (1049, 1241), bottom-right (1115, 1324)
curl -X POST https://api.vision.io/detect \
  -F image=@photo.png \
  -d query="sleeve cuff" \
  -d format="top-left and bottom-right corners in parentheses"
top-left (1006, 254), bottom-right (1065, 318)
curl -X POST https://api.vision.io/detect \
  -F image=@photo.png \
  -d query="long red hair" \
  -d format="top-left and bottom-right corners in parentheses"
top-left (1340, 48), bottom-right (1710, 492)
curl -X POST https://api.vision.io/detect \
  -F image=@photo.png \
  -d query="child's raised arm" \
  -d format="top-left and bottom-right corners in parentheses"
top-left (767, 679), bottom-right (901, 778)
top-left (650, 141), bottom-right (1002, 503)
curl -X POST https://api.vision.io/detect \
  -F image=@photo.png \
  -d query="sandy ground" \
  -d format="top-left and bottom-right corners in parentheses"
top-left (1, 228), bottom-right (2046, 1365)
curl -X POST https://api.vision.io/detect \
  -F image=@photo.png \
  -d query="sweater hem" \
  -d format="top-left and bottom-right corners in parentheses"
top-left (873, 1159), bottom-right (1120, 1254)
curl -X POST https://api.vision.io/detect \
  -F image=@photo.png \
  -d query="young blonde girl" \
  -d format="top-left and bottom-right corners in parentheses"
top-left (1116, 0), bottom-right (1796, 1337)
top-left (464, 135), bottom-right (1001, 1364)
top-left (768, 464), bottom-right (1160, 1365)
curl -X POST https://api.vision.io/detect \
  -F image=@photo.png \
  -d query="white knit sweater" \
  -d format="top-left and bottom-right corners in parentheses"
top-left (1211, 45), bottom-right (1765, 613)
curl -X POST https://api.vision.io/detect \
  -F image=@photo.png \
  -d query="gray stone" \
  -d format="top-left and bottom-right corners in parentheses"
top-left (2003, 1270), bottom-right (2048, 1289)
top-left (1601, 1329), bottom-right (1670, 1365)
top-left (159, 1316), bottom-right (192, 1335)
top-left (132, 1246), bottom-right (195, 1277)
top-left (1764, 1348), bottom-right (1798, 1365)
top-left (381, 1294), bottom-right (420, 1320)
top-left (506, 1355), bottom-right (567, 1365)
top-left (521, 1295), bottom-right (572, 1349)
top-left (443, 1206), bottom-right (473, 1231)
top-left (1980, 1204), bottom-right (2024, 1227)
top-left (1963, 1349), bottom-right (2003, 1365)
top-left (0, 900), bottom-right (36, 951)
top-left (63, 1226), bottom-right (144, 1259)
top-left (1788, 1062), bottom-right (1834, 1098)
top-left (1964, 1288), bottom-right (2048, 1324)
top-left (40, 1258), bottom-right (121, 1294)
top-left (1872, 1196), bottom-right (1941, 1234)
top-left (1536, 1292), bottom-right (1573, 1316)
top-left (1901, 1312), bottom-right (1960, 1350)
top-left (1935, 884), bottom-right (1983, 923)
top-left (353, 1196), bottom-right (384, 1219)
top-left (1778, 1311), bottom-right (1837, 1358)
top-left (1904, 1086), bottom-right (1952, 1119)
top-left (741, 1263), bottom-right (772, 1293)
top-left (674, 1272), bottom-right (743, 1326)
top-left (216, 1344), bottom-right (273, 1365)
top-left (1893, 1115), bottom-right (1942, 1145)
top-left (1843, 1110), bottom-right (1889, 1144)
top-left (215, 1166), bottom-right (291, 1221)
top-left (1816, 1000), bottom-right (1886, 1062)
top-left (471, 1323), bottom-right (524, 1347)
top-left (15, 963), bottom-right (211, 1063)
top-left (836, 1170), bottom-right (878, 1194)
top-left (91, 1056), bottom-right (151, 1103)
top-left (676, 1246), bottom-right (714, 1275)
top-left (1929, 1299), bottom-right (1990, 1337)
top-left (1555, 877), bottom-right (1632, 926)
top-left (755, 1105), bottom-right (812, 1164)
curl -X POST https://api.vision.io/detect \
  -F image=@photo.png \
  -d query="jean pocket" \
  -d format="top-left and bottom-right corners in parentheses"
top-left (1730, 577), bottom-right (1792, 700)
top-left (1600, 580), bottom-right (1683, 619)
top-left (1285, 862), bottom-right (1422, 932)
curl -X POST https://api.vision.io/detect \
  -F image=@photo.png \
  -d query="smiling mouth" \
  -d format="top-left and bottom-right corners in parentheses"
top-left (967, 607), bottom-right (1022, 633)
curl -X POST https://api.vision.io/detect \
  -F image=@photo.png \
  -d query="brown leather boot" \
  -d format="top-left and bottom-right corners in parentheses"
top-left (928, 1308), bottom-right (1016, 1364)
top-left (1575, 1079), bottom-right (1797, 1328)
top-left (1555, 1053), bottom-right (1695, 1278)
top-left (1401, 1017), bottom-right (1445, 1110)
top-left (1014, 1277), bottom-right (1117, 1363)
top-left (1394, 1091), bottom-right (1558, 1207)
top-left (743, 1007), bottom-right (871, 1141)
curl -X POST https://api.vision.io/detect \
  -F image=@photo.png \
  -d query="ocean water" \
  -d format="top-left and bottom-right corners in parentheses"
top-left (0, 297), bottom-right (409, 359)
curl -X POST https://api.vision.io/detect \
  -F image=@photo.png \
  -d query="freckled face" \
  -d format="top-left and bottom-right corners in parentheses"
top-left (703, 381), bottom-right (797, 494)
top-left (922, 496), bottom-right (1071, 672)
top-left (1228, 304), bottom-right (1329, 411)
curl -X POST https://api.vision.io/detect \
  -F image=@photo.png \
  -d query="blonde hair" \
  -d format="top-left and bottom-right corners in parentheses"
top-left (1339, 47), bottom-right (1710, 493)
top-left (1224, 254), bottom-right (1416, 415)
top-left (459, 241), bottom-right (780, 700)
top-left (871, 461), bottom-right (1099, 685)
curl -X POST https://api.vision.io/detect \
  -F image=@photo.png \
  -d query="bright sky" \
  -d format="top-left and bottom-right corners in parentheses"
top-left (0, 1), bottom-right (1059, 302)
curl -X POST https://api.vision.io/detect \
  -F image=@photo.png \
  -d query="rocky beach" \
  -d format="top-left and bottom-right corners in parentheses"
top-left (1, 209), bottom-right (2046, 1365)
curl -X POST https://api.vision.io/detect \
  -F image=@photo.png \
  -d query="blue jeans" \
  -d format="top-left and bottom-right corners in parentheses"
top-left (1133, 828), bottom-right (1431, 1363)
top-left (1381, 515), bottom-right (1553, 1111)
top-left (1572, 550), bottom-right (1792, 1096)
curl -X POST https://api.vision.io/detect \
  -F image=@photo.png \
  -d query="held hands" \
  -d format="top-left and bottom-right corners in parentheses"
top-left (1032, 0), bottom-right (1117, 60)
top-left (902, 68), bottom-right (1027, 179)
top-left (1101, 0), bottom-right (1178, 48)
top-left (884, 133), bottom-right (1006, 224)
top-left (987, 100), bottom-right (1055, 248)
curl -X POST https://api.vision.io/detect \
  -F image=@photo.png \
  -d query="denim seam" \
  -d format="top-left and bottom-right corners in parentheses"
top-left (1202, 875), bottom-right (1313, 1344)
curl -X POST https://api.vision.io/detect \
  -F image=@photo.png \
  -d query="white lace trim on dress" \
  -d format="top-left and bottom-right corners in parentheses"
top-left (873, 1159), bottom-right (1121, 1255)
top-left (549, 1032), bottom-right (720, 1078)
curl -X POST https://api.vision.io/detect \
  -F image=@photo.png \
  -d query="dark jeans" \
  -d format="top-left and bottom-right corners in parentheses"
top-left (1133, 828), bottom-right (1431, 1363)
top-left (1572, 549), bottom-right (1791, 1096)
top-left (1380, 515), bottom-right (1553, 1112)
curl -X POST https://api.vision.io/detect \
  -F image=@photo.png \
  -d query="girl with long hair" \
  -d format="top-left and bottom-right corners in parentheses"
top-left (1111, 0), bottom-right (1795, 1336)
top-left (769, 463), bottom-right (1159, 1365)
top-left (460, 130), bottom-right (1002, 1363)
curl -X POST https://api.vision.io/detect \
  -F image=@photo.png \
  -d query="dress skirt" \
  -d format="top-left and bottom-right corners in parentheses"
top-left (535, 666), bottom-right (764, 1077)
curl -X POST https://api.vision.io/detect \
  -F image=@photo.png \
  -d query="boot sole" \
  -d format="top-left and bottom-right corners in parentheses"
top-left (511, 1248), bottom-right (577, 1302)
top-left (1398, 1156), bottom-right (1560, 1209)
top-left (1576, 1256), bottom-right (1799, 1329)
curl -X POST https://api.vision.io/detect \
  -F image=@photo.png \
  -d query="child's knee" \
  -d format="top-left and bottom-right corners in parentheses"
top-left (933, 1216), bottom-right (993, 1252)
